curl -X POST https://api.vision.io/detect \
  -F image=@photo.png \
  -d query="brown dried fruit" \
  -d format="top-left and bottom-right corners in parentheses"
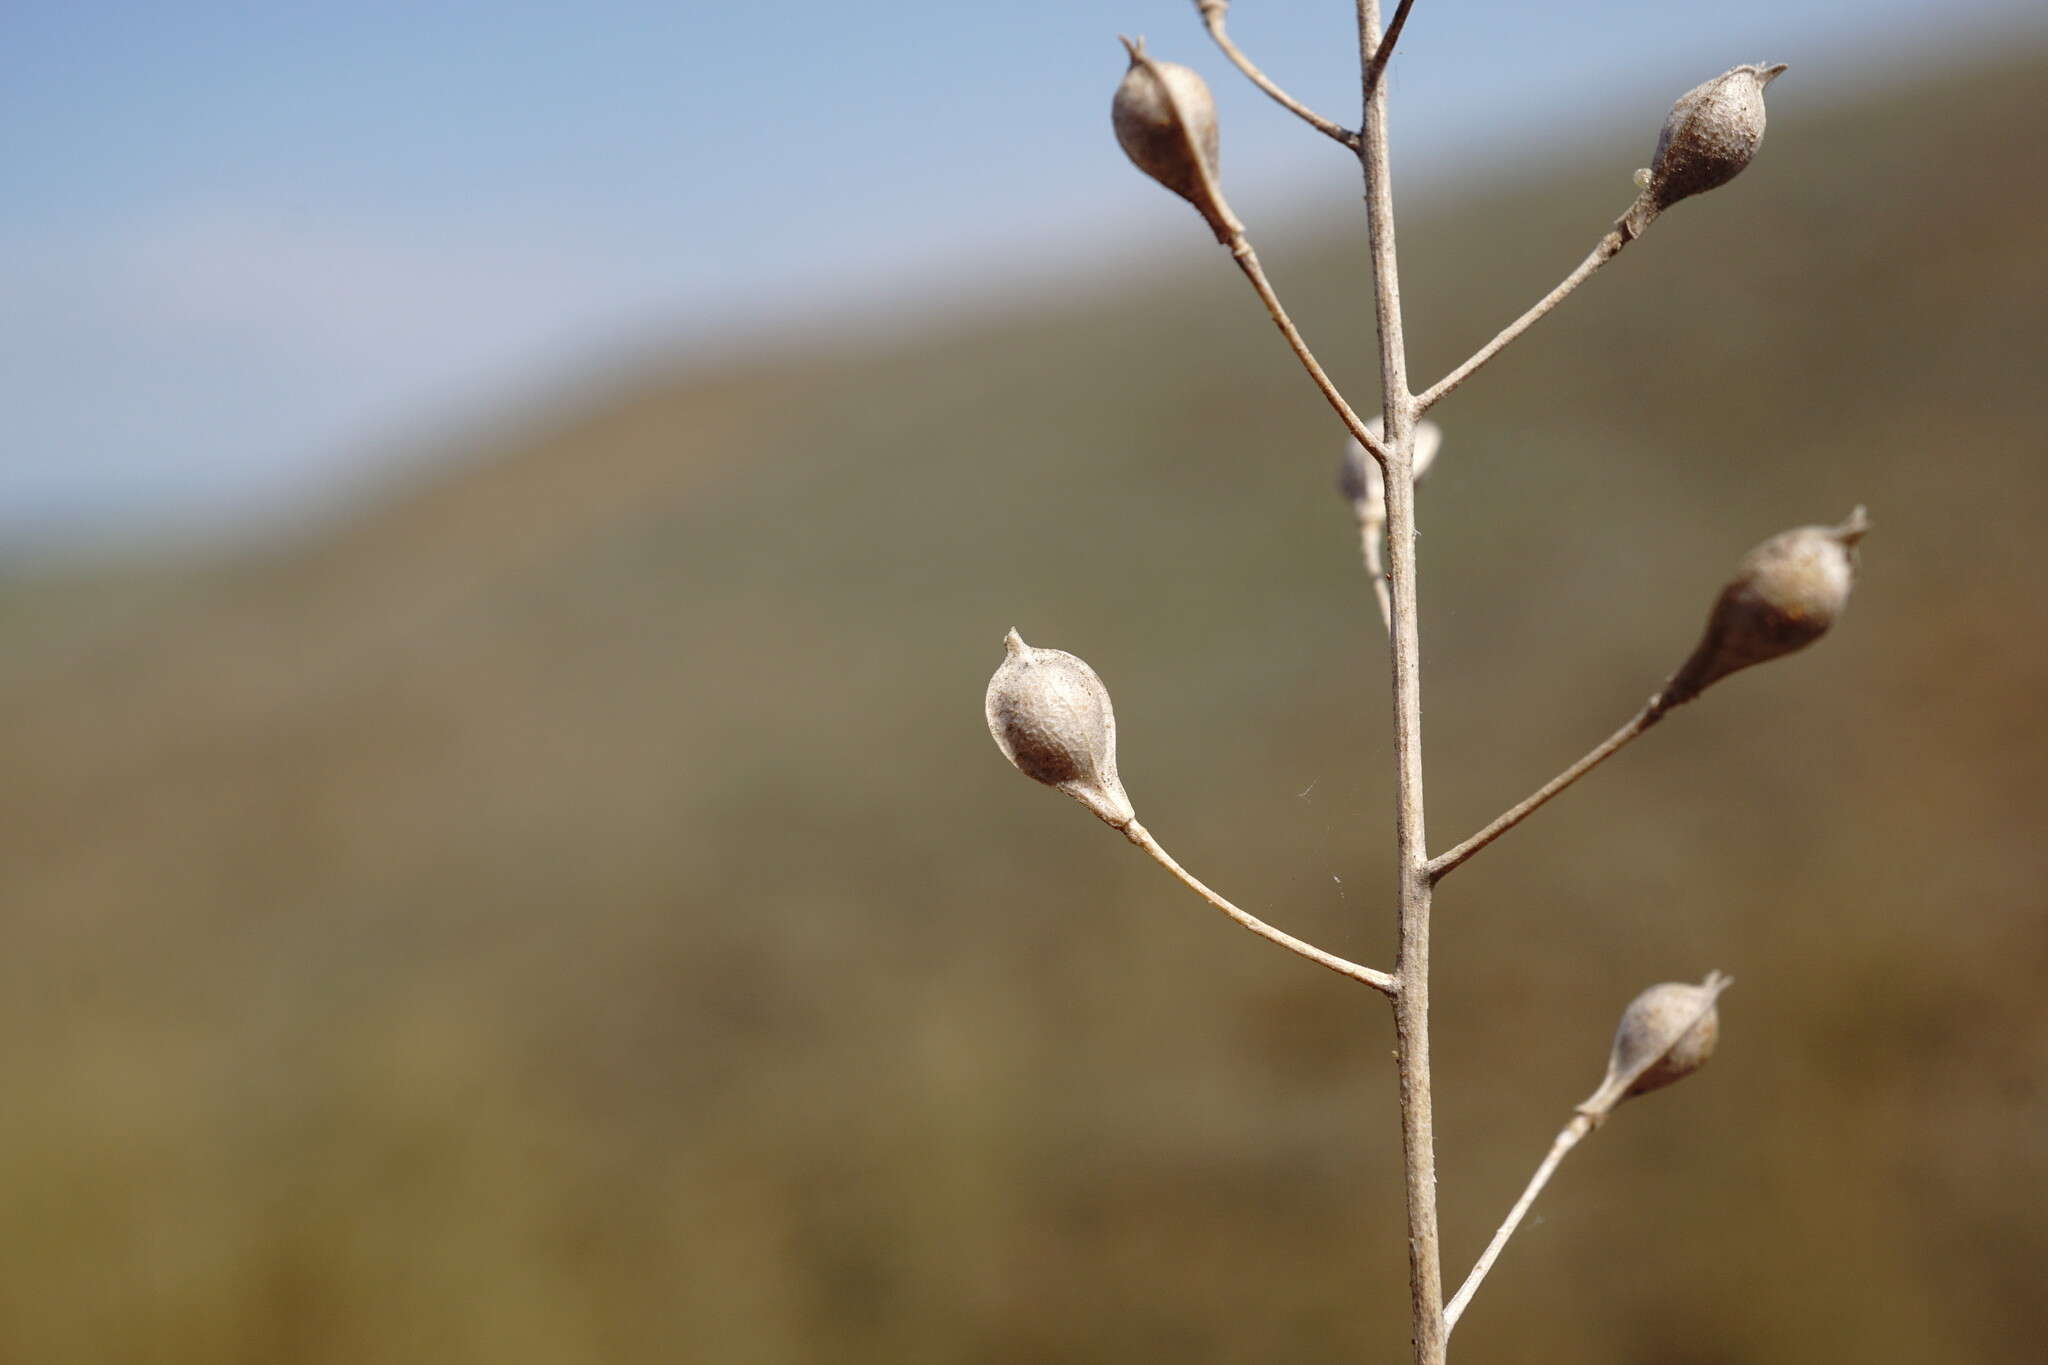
top-left (1579, 972), bottom-right (1731, 1120)
top-left (1661, 506), bottom-right (1869, 707)
top-left (985, 630), bottom-right (1136, 830)
top-left (1624, 63), bottom-right (1785, 234)
top-left (1112, 37), bottom-right (1236, 239)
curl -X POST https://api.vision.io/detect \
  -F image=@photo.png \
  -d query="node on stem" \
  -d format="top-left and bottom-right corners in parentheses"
top-left (1338, 417), bottom-right (1442, 517)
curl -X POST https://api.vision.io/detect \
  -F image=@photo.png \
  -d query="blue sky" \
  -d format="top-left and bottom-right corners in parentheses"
top-left (3, 0), bottom-right (2038, 546)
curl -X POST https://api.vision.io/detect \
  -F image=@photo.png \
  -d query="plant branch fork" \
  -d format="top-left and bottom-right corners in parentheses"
top-left (991, 13), bottom-right (1834, 1363)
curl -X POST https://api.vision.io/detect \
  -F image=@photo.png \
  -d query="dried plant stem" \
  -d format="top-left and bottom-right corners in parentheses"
top-left (1356, 3), bottom-right (1446, 1362)
top-left (1418, 225), bottom-right (1629, 413)
top-left (1016, 18), bottom-right (1817, 1361)
top-left (1362, 0), bottom-right (1418, 101)
top-left (1429, 694), bottom-right (1668, 882)
top-left (1130, 42), bottom-right (1390, 466)
top-left (1226, 241), bottom-right (1389, 462)
top-left (1198, 1), bottom-right (1357, 148)
top-left (1124, 821), bottom-right (1398, 995)
top-left (1443, 1114), bottom-right (1595, 1334)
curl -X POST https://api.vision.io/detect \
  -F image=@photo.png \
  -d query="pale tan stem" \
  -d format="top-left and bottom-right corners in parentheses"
top-left (1227, 240), bottom-right (1389, 462)
top-left (1124, 821), bottom-right (1399, 995)
top-left (1443, 1114), bottom-right (1595, 1335)
top-left (1198, 1), bottom-right (1358, 148)
top-left (1361, 0), bottom-right (1417, 101)
top-left (1356, 3), bottom-right (1445, 1362)
top-left (1429, 695), bottom-right (1668, 883)
top-left (1417, 226), bottom-right (1629, 414)
top-left (1128, 42), bottom-right (1390, 466)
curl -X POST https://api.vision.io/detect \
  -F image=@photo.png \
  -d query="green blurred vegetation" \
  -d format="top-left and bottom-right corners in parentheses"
top-left (2, 46), bottom-right (2044, 1364)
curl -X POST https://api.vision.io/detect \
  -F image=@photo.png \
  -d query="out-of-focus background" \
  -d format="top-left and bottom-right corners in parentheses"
top-left (4, 1), bottom-right (2045, 1361)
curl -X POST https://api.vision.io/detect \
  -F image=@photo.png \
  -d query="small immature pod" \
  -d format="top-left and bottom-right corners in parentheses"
top-left (1578, 972), bottom-right (1732, 1121)
top-left (985, 629), bottom-right (1136, 830)
top-left (1661, 506), bottom-right (1870, 708)
top-left (1625, 63), bottom-right (1786, 234)
top-left (1111, 37), bottom-right (1237, 240)
top-left (1337, 417), bottom-right (1444, 519)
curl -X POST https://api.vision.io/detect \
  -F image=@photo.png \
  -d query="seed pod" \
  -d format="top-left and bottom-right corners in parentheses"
top-left (1111, 37), bottom-right (1237, 240)
top-left (1660, 506), bottom-right (1869, 708)
top-left (985, 629), bottom-right (1136, 830)
top-left (1337, 417), bottom-right (1444, 517)
top-left (1624, 63), bottom-right (1786, 234)
top-left (1579, 972), bottom-right (1732, 1121)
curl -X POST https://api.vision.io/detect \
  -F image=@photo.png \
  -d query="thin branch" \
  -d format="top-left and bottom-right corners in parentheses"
top-left (1361, 0), bottom-right (1418, 101)
top-left (1129, 42), bottom-right (1389, 466)
top-left (1124, 821), bottom-right (1398, 996)
top-left (1429, 693), bottom-right (1668, 883)
top-left (1443, 1114), bottom-right (1595, 1334)
top-left (1197, 1), bottom-right (1358, 148)
top-left (1417, 224), bottom-right (1629, 414)
top-left (1356, 1), bottom-right (1446, 1361)
top-left (1227, 241), bottom-right (1390, 462)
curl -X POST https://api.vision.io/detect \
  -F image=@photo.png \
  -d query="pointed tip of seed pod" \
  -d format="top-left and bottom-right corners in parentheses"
top-left (1003, 627), bottom-right (1028, 656)
top-left (1118, 33), bottom-right (1144, 64)
top-left (1758, 61), bottom-right (1789, 86)
top-left (1833, 505), bottom-right (1872, 546)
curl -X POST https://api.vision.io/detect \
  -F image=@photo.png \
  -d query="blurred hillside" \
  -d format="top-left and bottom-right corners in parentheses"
top-left (2, 45), bottom-right (2044, 1365)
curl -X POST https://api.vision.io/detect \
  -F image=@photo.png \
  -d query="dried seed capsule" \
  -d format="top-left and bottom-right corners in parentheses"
top-left (1578, 972), bottom-right (1731, 1121)
top-left (1112, 37), bottom-right (1237, 240)
top-left (1337, 417), bottom-right (1443, 517)
top-left (1660, 506), bottom-right (1869, 708)
top-left (985, 629), bottom-right (1136, 830)
top-left (1624, 63), bottom-right (1786, 234)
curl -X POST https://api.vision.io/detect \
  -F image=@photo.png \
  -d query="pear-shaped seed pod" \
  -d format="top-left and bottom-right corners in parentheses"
top-left (1112, 37), bottom-right (1235, 239)
top-left (1661, 506), bottom-right (1869, 707)
top-left (1337, 417), bottom-right (1443, 516)
top-left (985, 629), bottom-right (1136, 830)
top-left (1578, 972), bottom-right (1732, 1121)
top-left (1625, 63), bottom-right (1785, 234)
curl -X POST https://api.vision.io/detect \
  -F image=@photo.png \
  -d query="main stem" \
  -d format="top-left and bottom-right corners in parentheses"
top-left (1356, 4), bottom-right (1443, 1363)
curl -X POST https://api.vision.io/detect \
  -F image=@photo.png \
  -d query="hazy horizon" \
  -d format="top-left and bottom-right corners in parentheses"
top-left (4, 0), bottom-right (2040, 548)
